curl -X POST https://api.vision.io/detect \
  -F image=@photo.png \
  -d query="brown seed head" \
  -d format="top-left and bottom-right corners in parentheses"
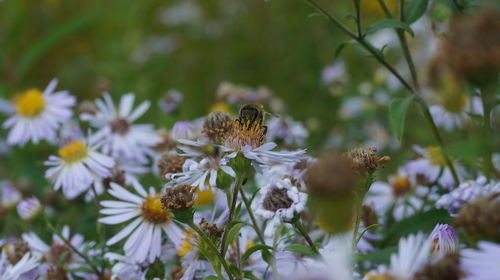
top-left (414, 253), bottom-right (461, 280)
top-left (171, 266), bottom-right (184, 280)
top-left (454, 193), bottom-right (500, 242)
top-left (342, 147), bottom-right (390, 174)
top-left (263, 187), bottom-right (293, 212)
top-left (305, 152), bottom-right (358, 196)
top-left (361, 205), bottom-right (378, 228)
top-left (203, 110), bottom-right (233, 144)
top-left (110, 118), bottom-right (130, 135)
top-left (7, 242), bottom-right (30, 265)
top-left (161, 185), bottom-right (197, 210)
top-left (158, 153), bottom-right (186, 182)
top-left (200, 217), bottom-right (224, 239)
top-left (46, 266), bottom-right (69, 280)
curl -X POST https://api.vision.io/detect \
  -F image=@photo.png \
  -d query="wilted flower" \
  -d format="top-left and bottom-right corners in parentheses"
top-left (342, 147), bottom-right (390, 175)
top-left (161, 185), bottom-right (197, 211)
top-left (16, 197), bottom-right (42, 220)
top-left (428, 224), bottom-right (459, 258)
top-left (453, 193), bottom-right (500, 242)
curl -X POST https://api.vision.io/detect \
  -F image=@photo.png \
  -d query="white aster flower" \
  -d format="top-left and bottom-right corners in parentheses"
top-left (0, 250), bottom-right (40, 280)
top-left (45, 137), bottom-right (115, 199)
top-left (265, 117), bottom-right (309, 147)
top-left (461, 241), bottom-right (500, 280)
top-left (0, 181), bottom-right (21, 208)
top-left (16, 197), bottom-right (42, 220)
top-left (430, 96), bottom-right (483, 131)
top-left (2, 79), bottom-right (75, 146)
top-left (105, 252), bottom-right (148, 280)
top-left (254, 178), bottom-right (307, 236)
top-left (81, 93), bottom-right (162, 164)
top-left (22, 225), bottom-right (98, 278)
top-left (436, 176), bottom-right (500, 215)
top-left (99, 182), bottom-right (182, 263)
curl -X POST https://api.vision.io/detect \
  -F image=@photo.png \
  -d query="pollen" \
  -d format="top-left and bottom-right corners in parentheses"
top-left (224, 118), bottom-right (266, 150)
top-left (391, 174), bottom-right (411, 197)
top-left (177, 228), bottom-right (198, 259)
top-left (14, 89), bottom-right (46, 117)
top-left (142, 194), bottom-right (172, 224)
top-left (427, 146), bottom-right (446, 166)
top-left (194, 187), bottom-right (215, 206)
top-left (58, 141), bottom-right (88, 164)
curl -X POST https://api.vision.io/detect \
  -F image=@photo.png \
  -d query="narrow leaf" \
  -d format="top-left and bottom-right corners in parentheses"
top-left (389, 95), bottom-right (414, 144)
top-left (283, 244), bottom-right (315, 257)
top-left (404, 0), bottom-right (429, 24)
top-left (365, 19), bottom-right (415, 37)
top-left (241, 244), bottom-right (273, 264)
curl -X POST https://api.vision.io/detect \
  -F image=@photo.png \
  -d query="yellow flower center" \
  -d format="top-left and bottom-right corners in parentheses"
top-left (141, 194), bottom-right (172, 224)
top-left (391, 174), bottom-right (412, 197)
top-left (195, 187), bottom-right (215, 206)
top-left (443, 93), bottom-right (467, 113)
top-left (58, 141), bottom-right (88, 164)
top-left (177, 228), bottom-right (198, 260)
top-left (210, 102), bottom-right (231, 113)
top-left (364, 273), bottom-right (395, 280)
top-left (427, 146), bottom-right (446, 166)
top-left (14, 89), bottom-right (45, 117)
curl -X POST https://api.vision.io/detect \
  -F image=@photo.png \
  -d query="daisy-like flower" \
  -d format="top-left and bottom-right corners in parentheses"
top-left (171, 121), bottom-right (200, 141)
top-left (254, 178), bottom-right (307, 236)
top-left (2, 79), bottom-right (75, 146)
top-left (461, 241), bottom-right (500, 280)
top-left (403, 145), bottom-right (461, 189)
top-left (0, 181), bottom-right (22, 209)
top-left (105, 253), bottom-right (148, 280)
top-left (436, 176), bottom-right (500, 215)
top-left (45, 137), bottom-right (115, 199)
top-left (22, 225), bottom-right (98, 279)
top-left (365, 233), bottom-right (431, 280)
top-left (0, 248), bottom-right (40, 280)
top-left (99, 182), bottom-right (182, 263)
top-left (16, 197), bottom-right (42, 221)
top-left (428, 224), bottom-right (459, 258)
top-left (429, 95), bottom-right (483, 131)
top-left (81, 93), bottom-right (162, 164)
top-left (265, 117), bottom-right (309, 147)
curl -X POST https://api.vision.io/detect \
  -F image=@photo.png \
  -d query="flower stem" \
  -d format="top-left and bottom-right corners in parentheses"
top-left (188, 221), bottom-right (235, 280)
top-left (292, 218), bottom-right (320, 256)
top-left (305, 0), bottom-right (460, 186)
top-left (239, 188), bottom-right (266, 244)
top-left (220, 173), bottom-right (245, 257)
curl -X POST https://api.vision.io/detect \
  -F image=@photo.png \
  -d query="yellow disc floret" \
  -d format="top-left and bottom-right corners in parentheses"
top-left (427, 146), bottom-right (446, 166)
top-left (391, 174), bottom-right (412, 197)
top-left (195, 187), bottom-right (215, 206)
top-left (58, 141), bottom-right (88, 164)
top-left (177, 228), bottom-right (198, 261)
top-left (14, 89), bottom-right (45, 117)
top-left (142, 194), bottom-right (172, 224)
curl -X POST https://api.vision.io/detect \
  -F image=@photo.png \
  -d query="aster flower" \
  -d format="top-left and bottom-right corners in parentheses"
top-left (429, 95), bottom-right (483, 131)
top-left (428, 224), bottom-right (459, 258)
top-left (265, 117), bottom-right (309, 147)
top-left (254, 178), bottom-right (307, 236)
top-left (0, 247), bottom-right (40, 280)
top-left (44, 136), bottom-right (115, 199)
top-left (461, 241), bottom-right (500, 280)
top-left (365, 233), bottom-right (432, 280)
top-left (0, 181), bottom-right (21, 208)
top-left (16, 197), bottom-right (42, 220)
top-left (105, 252), bottom-right (148, 280)
top-left (436, 176), bottom-right (500, 215)
top-left (171, 121), bottom-right (200, 141)
top-left (99, 182), bottom-right (183, 263)
top-left (158, 89), bottom-right (183, 114)
top-left (403, 145), bottom-right (461, 189)
top-left (81, 93), bottom-right (162, 164)
top-left (2, 79), bottom-right (76, 146)
top-left (22, 225), bottom-right (98, 278)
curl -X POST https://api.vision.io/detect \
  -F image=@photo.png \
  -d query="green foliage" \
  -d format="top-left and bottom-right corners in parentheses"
top-left (389, 95), bottom-right (414, 144)
top-left (283, 244), bottom-right (316, 257)
top-left (404, 0), bottom-right (429, 24)
top-left (365, 19), bottom-right (415, 37)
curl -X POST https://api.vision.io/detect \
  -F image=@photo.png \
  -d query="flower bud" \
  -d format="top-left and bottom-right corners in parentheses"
top-left (16, 196), bottom-right (42, 220)
top-left (203, 110), bottom-right (233, 144)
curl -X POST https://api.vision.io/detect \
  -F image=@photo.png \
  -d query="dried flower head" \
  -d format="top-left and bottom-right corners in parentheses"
top-left (158, 153), bottom-right (186, 182)
top-left (200, 217), bottom-right (223, 239)
top-left (343, 147), bottom-right (390, 174)
top-left (46, 266), bottom-right (69, 280)
top-left (454, 193), bottom-right (500, 242)
top-left (414, 253), bottom-right (461, 280)
top-left (263, 187), bottom-right (294, 212)
top-left (429, 8), bottom-right (500, 83)
top-left (161, 185), bottom-right (197, 210)
top-left (102, 168), bottom-right (126, 188)
top-left (361, 205), bottom-right (378, 227)
top-left (76, 100), bottom-right (98, 116)
top-left (224, 103), bottom-right (267, 150)
top-left (171, 265), bottom-right (184, 280)
top-left (305, 152), bottom-right (357, 196)
top-left (203, 110), bottom-right (233, 144)
top-left (6, 242), bottom-right (30, 265)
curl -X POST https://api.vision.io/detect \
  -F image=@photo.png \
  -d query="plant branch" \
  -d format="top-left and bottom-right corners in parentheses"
top-left (239, 188), bottom-right (266, 244)
top-left (292, 218), bottom-right (320, 255)
top-left (220, 174), bottom-right (244, 257)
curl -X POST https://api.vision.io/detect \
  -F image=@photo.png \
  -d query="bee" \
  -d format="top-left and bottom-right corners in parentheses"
top-left (236, 103), bottom-right (272, 136)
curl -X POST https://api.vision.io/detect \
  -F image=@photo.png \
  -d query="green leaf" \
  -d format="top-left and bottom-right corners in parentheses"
top-left (241, 244), bottom-right (273, 264)
top-left (389, 95), bottom-right (414, 144)
top-left (223, 221), bottom-right (247, 254)
top-left (404, 0), bottom-right (429, 24)
top-left (365, 19), bottom-right (415, 37)
top-left (283, 244), bottom-right (315, 257)
top-left (243, 270), bottom-right (260, 280)
top-left (203, 276), bottom-right (225, 280)
top-left (356, 246), bottom-right (397, 264)
top-left (333, 40), bottom-right (358, 61)
top-left (380, 209), bottom-right (452, 248)
top-left (15, 10), bottom-right (99, 78)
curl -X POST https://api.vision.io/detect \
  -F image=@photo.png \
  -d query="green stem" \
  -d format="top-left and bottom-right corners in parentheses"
top-left (352, 174), bottom-right (373, 249)
top-left (479, 83), bottom-right (500, 179)
top-left (305, 0), bottom-right (460, 186)
top-left (91, 185), bottom-right (106, 275)
top-left (239, 188), bottom-right (266, 244)
top-left (353, 0), bottom-right (362, 37)
top-left (188, 221), bottom-right (235, 280)
top-left (220, 174), bottom-right (245, 257)
top-left (292, 219), bottom-right (320, 256)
